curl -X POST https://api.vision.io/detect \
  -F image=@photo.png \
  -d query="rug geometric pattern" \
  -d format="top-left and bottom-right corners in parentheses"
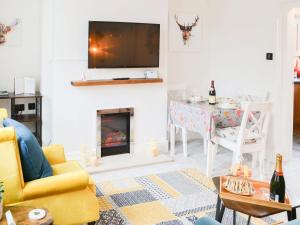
top-left (96, 168), bottom-right (276, 225)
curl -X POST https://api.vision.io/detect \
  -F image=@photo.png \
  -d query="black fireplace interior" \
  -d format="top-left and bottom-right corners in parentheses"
top-left (101, 112), bottom-right (130, 157)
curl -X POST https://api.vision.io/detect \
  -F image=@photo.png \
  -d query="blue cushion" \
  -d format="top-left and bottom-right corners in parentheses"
top-left (195, 217), bottom-right (221, 225)
top-left (284, 220), bottom-right (300, 225)
top-left (3, 118), bottom-right (52, 182)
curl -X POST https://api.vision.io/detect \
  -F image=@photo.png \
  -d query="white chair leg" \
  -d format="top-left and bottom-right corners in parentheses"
top-left (170, 124), bottom-right (176, 157)
top-left (252, 152), bottom-right (258, 169)
top-left (182, 128), bottom-right (188, 157)
top-left (203, 138), bottom-right (208, 155)
top-left (211, 142), bottom-right (218, 164)
top-left (258, 151), bottom-right (265, 180)
top-left (206, 141), bottom-right (215, 177)
top-left (231, 152), bottom-right (240, 168)
top-left (231, 153), bottom-right (236, 168)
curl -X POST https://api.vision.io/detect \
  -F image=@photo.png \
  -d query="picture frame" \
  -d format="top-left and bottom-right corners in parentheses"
top-left (169, 12), bottom-right (202, 52)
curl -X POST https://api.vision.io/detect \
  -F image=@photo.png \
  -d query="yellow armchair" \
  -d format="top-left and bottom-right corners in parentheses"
top-left (0, 108), bottom-right (8, 120)
top-left (0, 109), bottom-right (99, 225)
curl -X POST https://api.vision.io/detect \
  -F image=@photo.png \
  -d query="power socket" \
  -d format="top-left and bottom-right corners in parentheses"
top-left (14, 104), bottom-right (25, 114)
top-left (28, 103), bottom-right (36, 110)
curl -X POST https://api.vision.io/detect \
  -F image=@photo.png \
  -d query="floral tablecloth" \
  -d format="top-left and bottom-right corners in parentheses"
top-left (169, 100), bottom-right (243, 140)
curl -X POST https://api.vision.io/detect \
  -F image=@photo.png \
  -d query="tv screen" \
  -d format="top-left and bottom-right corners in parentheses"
top-left (88, 21), bottom-right (160, 68)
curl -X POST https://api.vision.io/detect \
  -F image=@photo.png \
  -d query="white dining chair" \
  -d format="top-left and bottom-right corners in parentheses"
top-left (237, 90), bottom-right (270, 102)
top-left (208, 102), bottom-right (272, 179)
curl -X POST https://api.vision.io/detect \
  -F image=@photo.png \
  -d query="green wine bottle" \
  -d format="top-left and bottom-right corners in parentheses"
top-left (270, 154), bottom-right (286, 203)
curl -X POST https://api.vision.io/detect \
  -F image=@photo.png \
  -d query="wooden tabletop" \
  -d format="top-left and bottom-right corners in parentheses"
top-left (212, 177), bottom-right (286, 218)
top-left (0, 206), bottom-right (53, 225)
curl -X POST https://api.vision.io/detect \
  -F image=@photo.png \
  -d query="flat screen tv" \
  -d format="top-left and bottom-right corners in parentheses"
top-left (88, 21), bottom-right (160, 68)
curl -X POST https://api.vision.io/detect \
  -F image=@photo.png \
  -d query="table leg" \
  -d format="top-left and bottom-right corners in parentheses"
top-left (219, 204), bottom-right (225, 223)
top-left (182, 128), bottom-right (188, 157)
top-left (215, 195), bottom-right (225, 223)
top-left (170, 124), bottom-right (175, 157)
top-left (233, 210), bottom-right (236, 225)
top-left (215, 195), bottom-right (221, 220)
top-left (247, 216), bottom-right (251, 225)
top-left (206, 141), bottom-right (214, 177)
top-left (287, 208), bottom-right (297, 221)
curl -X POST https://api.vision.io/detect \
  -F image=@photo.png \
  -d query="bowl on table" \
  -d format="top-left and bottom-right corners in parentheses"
top-left (187, 96), bottom-right (208, 103)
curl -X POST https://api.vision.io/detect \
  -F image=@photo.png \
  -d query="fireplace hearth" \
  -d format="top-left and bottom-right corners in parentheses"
top-left (97, 108), bottom-right (134, 157)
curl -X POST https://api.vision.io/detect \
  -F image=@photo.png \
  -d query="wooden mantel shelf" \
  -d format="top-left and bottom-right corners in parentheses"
top-left (71, 78), bottom-right (163, 87)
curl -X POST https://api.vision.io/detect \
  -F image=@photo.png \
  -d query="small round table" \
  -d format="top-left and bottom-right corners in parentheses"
top-left (0, 206), bottom-right (53, 225)
top-left (213, 177), bottom-right (299, 225)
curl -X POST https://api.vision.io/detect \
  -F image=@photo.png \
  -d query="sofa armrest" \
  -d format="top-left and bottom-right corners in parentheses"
top-left (42, 144), bottom-right (66, 165)
top-left (0, 108), bottom-right (8, 120)
top-left (23, 170), bottom-right (89, 200)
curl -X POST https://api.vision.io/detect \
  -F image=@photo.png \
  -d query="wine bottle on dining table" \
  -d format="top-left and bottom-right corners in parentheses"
top-left (270, 154), bottom-right (286, 203)
top-left (209, 80), bottom-right (216, 105)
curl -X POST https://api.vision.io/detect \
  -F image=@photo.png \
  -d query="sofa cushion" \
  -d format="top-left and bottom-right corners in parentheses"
top-left (3, 118), bottom-right (52, 182)
top-left (195, 217), bottom-right (221, 225)
top-left (215, 126), bottom-right (259, 144)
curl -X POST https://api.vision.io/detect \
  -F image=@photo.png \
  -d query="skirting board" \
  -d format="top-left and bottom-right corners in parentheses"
top-left (83, 152), bottom-right (173, 174)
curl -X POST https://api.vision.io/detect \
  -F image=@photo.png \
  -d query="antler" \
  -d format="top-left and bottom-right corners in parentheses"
top-left (190, 16), bottom-right (199, 27)
top-left (10, 19), bottom-right (19, 28)
top-left (174, 14), bottom-right (185, 29)
top-left (0, 19), bottom-right (19, 35)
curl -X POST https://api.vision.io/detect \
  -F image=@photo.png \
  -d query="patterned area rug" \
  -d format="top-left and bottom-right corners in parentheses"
top-left (96, 169), bottom-right (276, 225)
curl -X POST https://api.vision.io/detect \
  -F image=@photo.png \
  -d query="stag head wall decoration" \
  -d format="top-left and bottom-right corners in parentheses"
top-left (175, 15), bottom-right (199, 45)
top-left (0, 19), bottom-right (19, 45)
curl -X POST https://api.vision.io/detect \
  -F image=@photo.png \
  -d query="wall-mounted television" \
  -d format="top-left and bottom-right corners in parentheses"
top-left (88, 21), bottom-right (160, 68)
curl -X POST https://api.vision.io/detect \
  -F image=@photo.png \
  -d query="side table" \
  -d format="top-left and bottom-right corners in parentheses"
top-left (0, 206), bottom-right (53, 225)
top-left (213, 177), bottom-right (298, 225)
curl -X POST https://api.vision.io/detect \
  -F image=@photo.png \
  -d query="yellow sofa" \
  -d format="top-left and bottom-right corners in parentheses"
top-left (0, 109), bottom-right (99, 225)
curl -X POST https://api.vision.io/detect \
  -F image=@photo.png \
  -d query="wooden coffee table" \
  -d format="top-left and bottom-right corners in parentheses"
top-left (0, 206), bottom-right (53, 225)
top-left (213, 177), bottom-right (299, 225)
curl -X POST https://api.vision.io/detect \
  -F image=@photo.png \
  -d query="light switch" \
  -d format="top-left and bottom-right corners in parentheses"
top-left (266, 53), bottom-right (273, 60)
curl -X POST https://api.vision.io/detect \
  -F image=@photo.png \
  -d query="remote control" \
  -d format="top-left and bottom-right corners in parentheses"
top-left (5, 210), bottom-right (16, 225)
top-left (113, 78), bottom-right (130, 80)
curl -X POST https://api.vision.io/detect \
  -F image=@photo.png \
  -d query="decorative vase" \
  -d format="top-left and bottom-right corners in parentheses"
top-left (0, 198), bottom-right (3, 221)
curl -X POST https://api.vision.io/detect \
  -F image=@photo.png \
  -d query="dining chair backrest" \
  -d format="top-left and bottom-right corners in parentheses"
top-left (237, 102), bottom-right (272, 146)
top-left (168, 83), bottom-right (188, 102)
top-left (237, 90), bottom-right (270, 102)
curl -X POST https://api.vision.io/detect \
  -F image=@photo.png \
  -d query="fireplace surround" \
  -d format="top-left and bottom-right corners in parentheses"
top-left (97, 108), bottom-right (134, 157)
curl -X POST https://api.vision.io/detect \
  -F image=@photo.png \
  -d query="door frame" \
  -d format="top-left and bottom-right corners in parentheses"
top-left (278, 0), bottom-right (300, 159)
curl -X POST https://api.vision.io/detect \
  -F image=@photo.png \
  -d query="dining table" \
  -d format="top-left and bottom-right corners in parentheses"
top-left (169, 99), bottom-right (243, 176)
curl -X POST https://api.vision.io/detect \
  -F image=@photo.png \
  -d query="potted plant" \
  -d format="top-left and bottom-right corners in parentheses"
top-left (0, 182), bottom-right (4, 220)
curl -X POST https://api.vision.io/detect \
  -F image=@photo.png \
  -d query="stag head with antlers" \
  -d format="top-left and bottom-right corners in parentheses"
top-left (175, 15), bottom-right (199, 45)
top-left (0, 19), bottom-right (19, 45)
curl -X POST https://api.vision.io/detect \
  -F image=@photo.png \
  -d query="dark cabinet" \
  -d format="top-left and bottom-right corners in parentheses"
top-left (294, 84), bottom-right (300, 134)
top-left (0, 92), bottom-right (42, 144)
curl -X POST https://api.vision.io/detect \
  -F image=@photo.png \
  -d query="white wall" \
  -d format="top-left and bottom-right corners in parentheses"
top-left (0, 0), bottom-right (41, 92)
top-left (206, 0), bottom-right (280, 97)
top-left (168, 0), bottom-right (209, 93)
top-left (168, 0), bottom-right (291, 157)
top-left (0, 0), bottom-right (41, 116)
top-left (41, 0), bottom-right (169, 157)
top-left (207, 0), bottom-right (282, 156)
top-left (1, 0), bottom-right (294, 159)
